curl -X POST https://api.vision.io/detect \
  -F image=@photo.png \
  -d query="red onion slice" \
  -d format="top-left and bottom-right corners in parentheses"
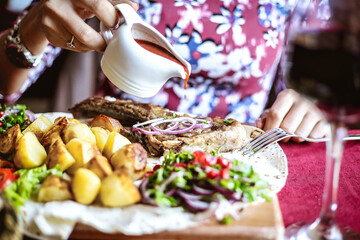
top-left (192, 185), bottom-right (215, 196)
top-left (25, 110), bottom-right (36, 121)
top-left (183, 198), bottom-right (210, 212)
top-left (150, 121), bottom-right (179, 133)
top-left (176, 190), bottom-right (202, 201)
top-left (151, 117), bottom-right (196, 134)
top-left (132, 118), bottom-right (166, 128)
top-left (133, 117), bottom-right (198, 135)
top-left (182, 118), bottom-right (213, 129)
top-left (132, 126), bottom-right (161, 135)
top-left (139, 178), bottom-right (157, 206)
top-left (195, 120), bottom-right (213, 129)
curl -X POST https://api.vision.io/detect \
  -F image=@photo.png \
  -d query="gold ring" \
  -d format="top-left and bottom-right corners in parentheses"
top-left (66, 35), bottom-right (75, 48)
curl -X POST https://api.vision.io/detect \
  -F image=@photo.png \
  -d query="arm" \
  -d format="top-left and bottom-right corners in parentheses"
top-left (0, 0), bottom-right (138, 100)
top-left (0, 2), bottom-right (49, 96)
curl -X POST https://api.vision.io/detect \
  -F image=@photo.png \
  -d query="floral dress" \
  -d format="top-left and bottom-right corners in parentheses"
top-left (1, 0), bottom-right (297, 123)
top-left (103, 0), bottom-right (295, 123)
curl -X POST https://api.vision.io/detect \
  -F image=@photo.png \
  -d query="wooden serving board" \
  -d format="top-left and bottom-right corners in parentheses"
top-left (69, 196), bottom-right (284, 240)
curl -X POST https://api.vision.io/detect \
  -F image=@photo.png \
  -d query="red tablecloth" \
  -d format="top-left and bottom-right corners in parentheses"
top-left (278, 134), bottom-right (360, 234)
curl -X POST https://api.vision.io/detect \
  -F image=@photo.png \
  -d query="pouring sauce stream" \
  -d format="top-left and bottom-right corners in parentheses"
top-left (135, 39), bottom-right (189, 89)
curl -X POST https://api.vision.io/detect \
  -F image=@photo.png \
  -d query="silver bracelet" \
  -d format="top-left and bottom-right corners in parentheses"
top-left (4, 18), bottom-right (43, 68)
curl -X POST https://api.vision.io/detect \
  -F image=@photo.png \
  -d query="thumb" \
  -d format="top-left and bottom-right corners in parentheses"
top-left (255, 109), bottom-right (269, 129)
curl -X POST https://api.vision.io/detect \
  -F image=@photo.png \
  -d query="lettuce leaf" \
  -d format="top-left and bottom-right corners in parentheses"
top-left (3, 165), bottom-right (62, 210)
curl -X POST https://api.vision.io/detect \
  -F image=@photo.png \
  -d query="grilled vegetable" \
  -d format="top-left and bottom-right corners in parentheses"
top-left (85, 155), bottom-right (113, 180)
top-left (100, 168), bottom-right (141, 207)
top-left (65, 139), bottom-right (101, 175)
top-left (0, 124), bottom-right (21, 155)
top-left (37, 175), bottom-right (72, 202)
top-left (62, 122), bottom-right (96, 144)
top-left (89, 114), bottom-right (123, 133)
top-left (102, 132), bottom-right (131, 159)
top-left (45, 139), bottom-right (76, 171)
top-left (14, 132), bottom-right (47, 169)
top-left (40, 116), bottom-right (70, 152)
top-left (110, 143), bottom-right (147, 180)
top-left (22, 114), bottom-right (52, 140)
top-left (72, 168), bottom-right (101, 205)
top-left (91, 127), bottom-right (111, 152)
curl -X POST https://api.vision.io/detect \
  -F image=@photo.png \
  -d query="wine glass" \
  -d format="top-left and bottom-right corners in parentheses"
top-left (283, 0), bottom-right (360, 239)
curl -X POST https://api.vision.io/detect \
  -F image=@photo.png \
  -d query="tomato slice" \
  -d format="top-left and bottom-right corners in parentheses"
top-left (0, 168), bottom-right (19, 191)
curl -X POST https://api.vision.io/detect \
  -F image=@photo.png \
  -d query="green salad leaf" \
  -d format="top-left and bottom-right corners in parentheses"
top-left (143, 151), bottom-right (271, 216)
top-left (3, 165), bottom-right (63, 210)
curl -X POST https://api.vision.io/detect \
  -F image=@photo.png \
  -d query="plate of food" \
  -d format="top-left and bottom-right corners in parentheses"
top-left (0, 97), bottom-right (287, 240)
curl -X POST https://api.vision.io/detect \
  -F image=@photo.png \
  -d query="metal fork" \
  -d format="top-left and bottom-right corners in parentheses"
top-left (240, 128), bottom-right (360, 156)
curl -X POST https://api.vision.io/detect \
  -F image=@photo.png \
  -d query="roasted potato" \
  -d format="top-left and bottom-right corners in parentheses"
top-left (38, 175), bottom-right (73, 202)
top-left (72, 168), bottom-right (101, 205)
top-left (65, 138), bottom-right (101, 175)
top-left (91, 127), bottom-right (111, 152)
top-left (85, 155), bottom-right (113, 180)
top-left (45, 139), bottom-right (76, 171)
top-left (22, 114), bottom-right (52, 140)
top-left (14, 131), bottom-right (47, 169)
top-left (89, 115), bottom-right (123, 133)
top-left (62, 122), bottom-right (96, 144)
top-left (68, 118), bottom-right (82, 124)
top-left (100, 168), bottom-right (141, 207)
top-left (41, 116), bottom-right (70, 151)
top-left (110, 143), bottom-right (147, 180)
top-left (102, 132), bottom-right (131, 159)
top-left (0, 124), bottom-right (21, 155)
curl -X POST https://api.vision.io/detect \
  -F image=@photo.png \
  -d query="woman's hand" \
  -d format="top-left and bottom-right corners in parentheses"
top-left (37, 0), bottom-right (139, 53)
top-left (255, 89), bottom-right (328, 142)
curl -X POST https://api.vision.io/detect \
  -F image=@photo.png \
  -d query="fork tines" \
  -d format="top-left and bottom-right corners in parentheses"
top-left (240, 128), bottom-right (292, 156)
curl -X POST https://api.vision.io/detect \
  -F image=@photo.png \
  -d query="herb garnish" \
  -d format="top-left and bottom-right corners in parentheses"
top-left (163, 113), bottom-right (177, 119)
top-left (140, 151), bottom-right (271, 222)
top-left (0, 104), bottom-right (32, 133)
top-left (223, 119), bottom-right (234, 124)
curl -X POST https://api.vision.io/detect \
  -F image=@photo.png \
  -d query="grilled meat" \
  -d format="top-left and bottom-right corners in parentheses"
top-left (69, 97), bottom-right (247, 157)
top-left (69, 96), bottom-right (175, 126)
top-left (140, 117), bottom-right (246, 156)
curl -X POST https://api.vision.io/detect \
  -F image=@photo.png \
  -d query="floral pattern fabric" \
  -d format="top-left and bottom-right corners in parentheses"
top-left (111, 0), bottom-right (296, 123)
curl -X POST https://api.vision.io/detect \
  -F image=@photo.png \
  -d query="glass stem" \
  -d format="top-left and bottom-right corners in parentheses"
top-left (318, 122), bottom-right (347, 230)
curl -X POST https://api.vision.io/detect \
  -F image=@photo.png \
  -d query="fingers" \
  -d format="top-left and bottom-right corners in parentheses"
top-left (292, 110), bottom-right (325, 137)
top-left (41, 6), bottom-right (93, 52)
top-left (40, 0), bottom-right (139, 52)
top-left (77, 0), bottom-right (118, 28)
top-left (261, 89), bottom-right (328, 143)
top-left (278, 101), bottom-right (308, 133)
top-left (41, 0), bottom-right (107, 52)
top-left (61, 8), bottom-right (107, 52)
top-left (255, 109), bottom-right (268, 129)
top-left (307, 118), bottom-right (328, 139)
top-left (263, 89), bottom-right (298, 131)
top-left (110, 0), bottom-right (139, 10)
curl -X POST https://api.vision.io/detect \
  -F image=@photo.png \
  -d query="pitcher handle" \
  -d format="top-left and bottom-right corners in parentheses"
top-left (101, 3), bottom-right (143, 44)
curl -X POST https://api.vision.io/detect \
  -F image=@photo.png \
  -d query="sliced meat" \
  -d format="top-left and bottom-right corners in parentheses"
top-left (69, 96), bottom-right (175, 126)
top-left (137, 117), bottom-right (246, 157)
top-left (69, 97), bottom-right (247, 157)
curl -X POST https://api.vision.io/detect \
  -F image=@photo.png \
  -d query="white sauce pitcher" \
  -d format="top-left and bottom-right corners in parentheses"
top-left (100, 3), bottom-right (191, 98)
